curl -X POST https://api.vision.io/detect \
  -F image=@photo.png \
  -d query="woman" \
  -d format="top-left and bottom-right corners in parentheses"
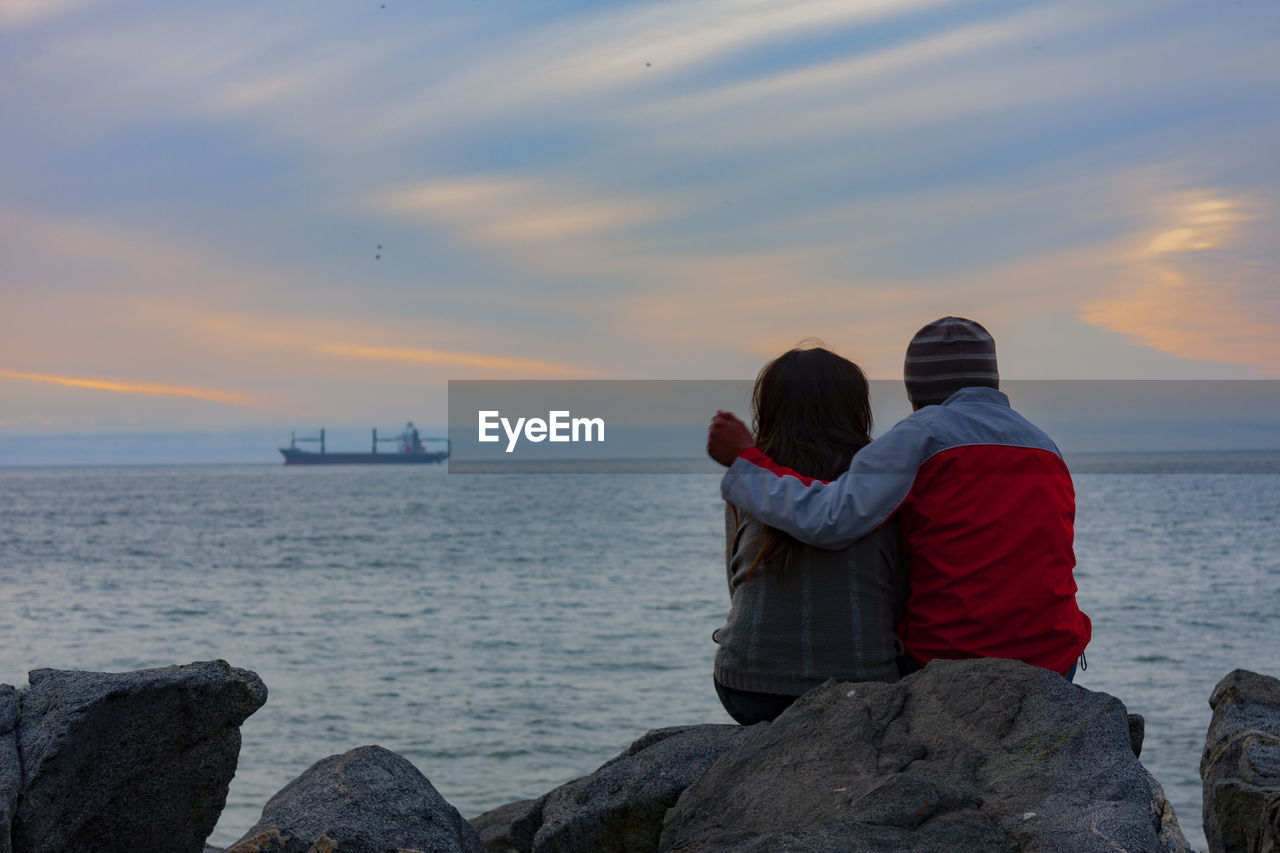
top-left (713, 346), bottom-right (908, 725)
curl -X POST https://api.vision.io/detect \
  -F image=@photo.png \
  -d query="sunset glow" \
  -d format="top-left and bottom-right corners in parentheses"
top-left (0, 370), bottom-right (256, 408)
top-left (2, 0), bottom-right (1277, 436)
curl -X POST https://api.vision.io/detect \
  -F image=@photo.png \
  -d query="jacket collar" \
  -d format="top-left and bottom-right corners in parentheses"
top-left (941, 386), bottom-right (1009, 407)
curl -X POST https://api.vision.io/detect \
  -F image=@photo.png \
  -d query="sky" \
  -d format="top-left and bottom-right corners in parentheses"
top-left (2, 0), bottom-right (1279, 446)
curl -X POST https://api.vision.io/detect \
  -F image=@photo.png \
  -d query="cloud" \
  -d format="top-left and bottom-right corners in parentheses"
top-left (617, 4), bottom-right (1274, 166)
top-left (1082, 191), bottom-right (1279, 373)
top-left (2, 0), bottom-right (1010, 158)
top-left (318, 343), bottom-right (596, 378)
top-left (5, 0), bottom-right (1278, 411)
top-left (1135, 194), bottom-right (1256, 259)
top-left (620, 3), bottom-right (1115, 127)
top-left (373, 177), bottom-right (675, 247)
top-left (200, 54), bottom-right (365, 115)
top-left (363, 157), bottom-right (1280, 380)
top-left (1082, 270), bottom-right (1279, 371)
top-left (0, 369), bottom-right (257, 407)
top-left (362, 0), bottom-right (964, 137)
top-left (0, 203), bottom-right (267, 303)
top-left (0, 0), bottom-right (100, 32)
top-left (0, 200), bottom-right (602, 418)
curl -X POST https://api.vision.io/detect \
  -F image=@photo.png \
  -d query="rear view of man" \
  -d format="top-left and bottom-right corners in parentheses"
top-left (707, 317), bottom-right (1090, 677)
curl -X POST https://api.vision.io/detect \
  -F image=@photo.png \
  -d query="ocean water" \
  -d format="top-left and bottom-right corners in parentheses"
top-left (1, 458), bottom-right (1277, 851)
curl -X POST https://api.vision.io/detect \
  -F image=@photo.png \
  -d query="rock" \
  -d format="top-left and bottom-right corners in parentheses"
top-left (470, 798), bottom-right (542, 853)
top-left (225, 745), bottom-right (484, 853)
top-left (1200, 669), bottom-right (1280, 853)
top-left (660, 658), bottom-right (1192, 852)
top-left (470, 725), bottom-right (754, 853)
top-left (1148, 769), bottom-right (1193, 853)
top-left (11, 659), bottom-right (266, 853)
top-left (1, 685), bottom-right (18, 853)
top-left (530, 725), bottom-right (754, 853)
top-left (1129, 713), bottom-right (1145, 758)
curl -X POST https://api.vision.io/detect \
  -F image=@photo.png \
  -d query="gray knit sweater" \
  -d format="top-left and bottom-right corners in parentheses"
top-left (713, 505), bottom-right (907, 695)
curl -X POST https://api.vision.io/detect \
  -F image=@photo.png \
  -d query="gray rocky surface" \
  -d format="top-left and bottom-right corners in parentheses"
top-left (1, 685), bottom-right (18, 853)
top-left (531, 724), bottom-right (754, 853)
top-left (660, 658), bottom-right (1192, 852)
top-left (1129, 712), bottom-right (1146, 758)
top-left (471, 724), bottom-right (753, 853)
top-left (225, 745), bottom-right (485, 853)
top-left (11, 659), bottom-right (266, 853)
top-left (470, 798), bottom-right (543, 853)
top-left (1200, 668), bottom-right (1280, 853)
top-left (0, 655), bottom-right (1212, 853)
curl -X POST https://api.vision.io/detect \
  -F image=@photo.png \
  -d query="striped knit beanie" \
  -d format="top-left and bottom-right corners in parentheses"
top-left (903, 317), bottom-right (999, 407)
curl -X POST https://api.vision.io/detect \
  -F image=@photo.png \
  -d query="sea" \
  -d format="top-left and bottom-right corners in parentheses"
top-left (2, 455), bottom-right (1278, 851)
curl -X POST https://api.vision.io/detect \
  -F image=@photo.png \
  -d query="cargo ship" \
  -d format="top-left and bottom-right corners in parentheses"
top-left (279, 422), bottom-right (449, 465)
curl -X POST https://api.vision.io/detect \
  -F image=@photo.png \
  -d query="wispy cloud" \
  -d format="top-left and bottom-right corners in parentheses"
top-left (374, 178), bottom-right (675, 246)
top-left (1083, 269), bottom-right (1279, 371)
top-left (619, 3), bottom-right (1118, 128)
top-left (318, 344), bottom-right (596, 378)
top-left (364, 158), bottom-right (1280, 379)
top-left (0, 369), bottom-right (257, 407)
top-left (1135, 193), bottom-right (1257, 259)
top-left (1083, 191), bottom-right (1278, 372)
top-left (425, 0), bottom-right (961, 107)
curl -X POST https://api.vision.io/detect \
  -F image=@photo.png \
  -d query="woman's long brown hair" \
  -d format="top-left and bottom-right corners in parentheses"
top-left (733, 345), bottom-right (873, 580)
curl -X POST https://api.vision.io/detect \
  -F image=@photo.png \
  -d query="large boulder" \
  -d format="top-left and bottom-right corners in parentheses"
top-left (660, 658), bottom-right (1191, 852)
top-left (1200, 669), bottom-right (1280, 853)
top-left (225, 745), bottom-right (485, 853)
top-left (470, 724), bottom-right (755, 853)
top-left (11, 660), bottom-right (266, 853)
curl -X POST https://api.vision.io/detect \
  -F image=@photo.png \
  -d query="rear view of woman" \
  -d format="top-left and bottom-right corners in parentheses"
top-left (713, 346), bottom-right (907, 725)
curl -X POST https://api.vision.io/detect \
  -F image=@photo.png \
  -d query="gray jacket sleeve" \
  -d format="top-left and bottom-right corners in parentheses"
top-left (719, 417), bottom-right (933, 549)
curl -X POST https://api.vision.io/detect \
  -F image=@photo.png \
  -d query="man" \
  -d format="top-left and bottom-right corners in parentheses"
top-left (707, 317), bottom-right (1090, 677)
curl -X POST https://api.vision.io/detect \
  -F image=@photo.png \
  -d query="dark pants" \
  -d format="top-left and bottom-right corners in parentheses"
top-left (714, 678), bottom-right (798, 726)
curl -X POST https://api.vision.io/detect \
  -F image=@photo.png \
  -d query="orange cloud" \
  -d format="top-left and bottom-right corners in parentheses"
top-left (0, 369), bottom-right (257, 407)
top-left (318, 344), bottom-right (596, 377)
top-left (1135, 194), bottom-right (1254, 259)
top-left (1082, 191), bottom-right (1278, 373)
top-left (1081, 269), bottom-right (1280, 370)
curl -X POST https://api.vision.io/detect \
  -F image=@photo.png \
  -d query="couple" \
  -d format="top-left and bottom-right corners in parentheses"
top-left (707, 317), bottom-right (1092, 726)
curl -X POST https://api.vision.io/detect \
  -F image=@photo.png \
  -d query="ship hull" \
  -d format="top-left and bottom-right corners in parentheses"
top-left (279, 449), bottom-right (447, 465)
